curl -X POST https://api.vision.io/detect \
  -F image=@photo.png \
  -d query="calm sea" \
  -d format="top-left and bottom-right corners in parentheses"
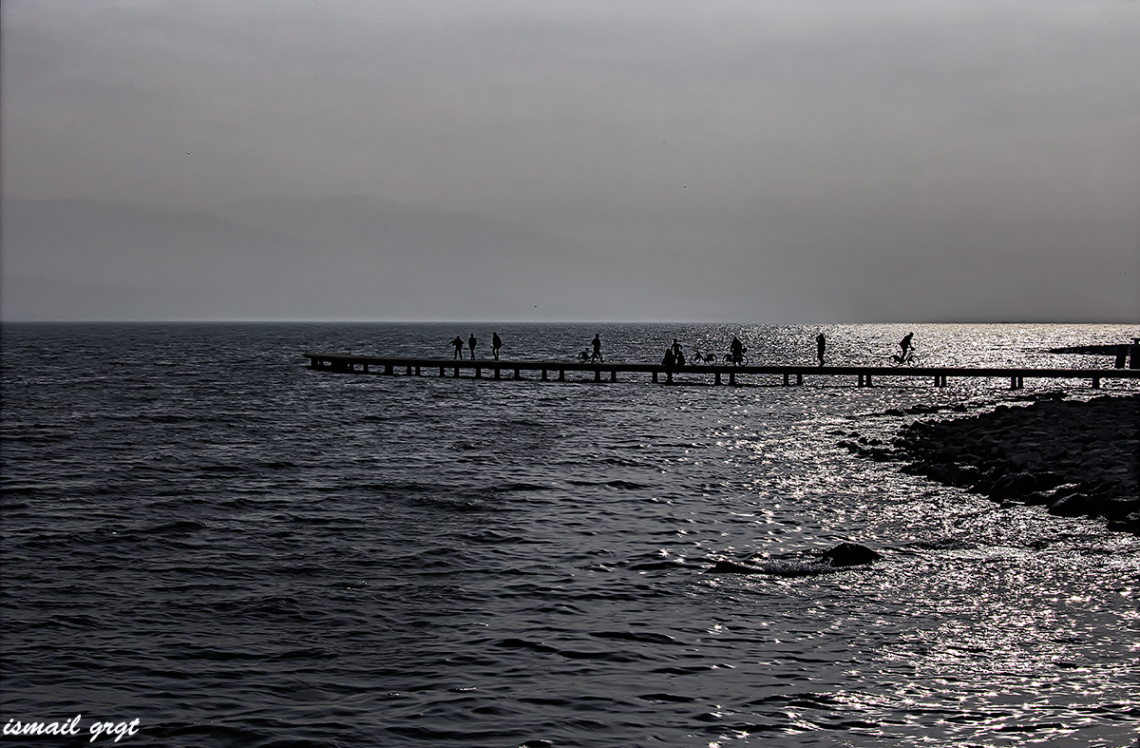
top-left (1, 322), bottom-right (1137, 748)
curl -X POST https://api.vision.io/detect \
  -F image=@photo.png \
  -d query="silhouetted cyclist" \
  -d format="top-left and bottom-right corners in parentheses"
top-left (899, 332), bottom-right (914, 360)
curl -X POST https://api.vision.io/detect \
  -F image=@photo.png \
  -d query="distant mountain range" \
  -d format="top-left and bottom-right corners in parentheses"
top-left (1, 195), bottom-right (604, 321)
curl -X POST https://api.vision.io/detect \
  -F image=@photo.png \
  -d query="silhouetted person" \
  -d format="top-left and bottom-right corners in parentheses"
top-left (730, 336), bottom-right (744, 365)
top-left (662, 348), bottom-right (676, 370)
top-left (592, 334), bottom-right (603, 362)
top-left (816, 333), bottom-right (826, 367)
top-left (675, 348), bottom-right (686, 367)
top-left (468, 333), bottom-right (478, 359)
top-left (899, 332), bottom-right (914, 360)
top-left (451, 336), bottom-right (465, 360)
top-left (672, 338), bottom-right (683, 358)
top-left (492, 332), bottom-right (503, 360)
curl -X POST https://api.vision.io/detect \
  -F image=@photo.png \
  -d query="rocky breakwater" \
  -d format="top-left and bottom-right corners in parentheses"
top-left (847, 394), bottom-right (1140, 533)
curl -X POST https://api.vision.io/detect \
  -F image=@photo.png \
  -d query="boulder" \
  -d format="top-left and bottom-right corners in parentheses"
top-left (1108, 512), bottom-right (1140, 533)
top-left (1048, 493), bottom-right (1100, 518)
top-left (988, 471), bottom-right (1038, 500)
top-left (1103, 497), bottom-right (1140, 521)
top-left (1024, 483), bottom-right (1081, 507)
top-left (708, 542), bottom-right (883, 575)
top-left (820, 542), bottom-right (882, 567)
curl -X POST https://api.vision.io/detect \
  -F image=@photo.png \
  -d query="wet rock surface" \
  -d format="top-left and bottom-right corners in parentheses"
top-left (708, 542), bottom-right (883, 575)
top-left (849, 394), bottom-right (1139, 533)
top-left (818, 542), bottom-right (883, 566)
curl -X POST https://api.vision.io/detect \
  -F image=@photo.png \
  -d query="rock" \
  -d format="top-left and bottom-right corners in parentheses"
top-left (953, 464), bottom-right (982, 486)
top-left (926, 463), bottom-right (966, 486)
top-left (708, 542), bottom-right (884, 575)
top-left (1108, 512), bottom-right (1140, 533)
top-left (988, 471), bottom-right (1038, 500)
top-left (819, 542), bottom-right (882, 567)
top-left (871, 394), bottom-right (1139, 533)
top-left (1048, 493), bottom-right (1101, 518)
top-left (1032, 472), bottom-right (1066, 492)
top-left (1024, 483), bottom-right (1081, 506)
top-left (1008, 451), bottom-right (1041, 469)
top-left (1103, 497), bottom-right (1140, 521)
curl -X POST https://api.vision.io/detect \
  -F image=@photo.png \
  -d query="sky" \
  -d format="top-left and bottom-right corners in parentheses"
top-left (2, 0), bottom-right (1138, 322)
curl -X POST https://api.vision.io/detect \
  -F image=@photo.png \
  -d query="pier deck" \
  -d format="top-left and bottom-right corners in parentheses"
top-left (304, 353), bottom-right (1140, 390)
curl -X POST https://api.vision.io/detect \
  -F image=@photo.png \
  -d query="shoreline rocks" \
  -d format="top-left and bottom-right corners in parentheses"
top-left (867, 394), bottom-right (1139, 533)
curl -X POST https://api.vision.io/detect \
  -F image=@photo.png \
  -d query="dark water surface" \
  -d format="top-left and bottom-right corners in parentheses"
top-left (2, 323), bottom-right (1137, 747)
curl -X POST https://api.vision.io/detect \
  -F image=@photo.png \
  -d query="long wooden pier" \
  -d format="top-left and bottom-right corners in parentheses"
top-left (304, 353), bottom-right (1140, 390)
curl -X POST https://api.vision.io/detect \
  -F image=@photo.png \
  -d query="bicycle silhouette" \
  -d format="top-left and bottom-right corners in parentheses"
top-left (578, 350), bottom-right (603, 363)
top-left (689, 349), bottom-right (718, 365)
top-left (890, 348), bottom-right (915, 366)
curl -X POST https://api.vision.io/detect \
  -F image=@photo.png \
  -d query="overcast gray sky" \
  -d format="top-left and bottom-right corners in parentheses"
top-left (2, 0), bottom-right (1138, 322)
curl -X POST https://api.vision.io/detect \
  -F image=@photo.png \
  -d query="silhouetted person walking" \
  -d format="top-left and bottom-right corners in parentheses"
top-left (492, 332), bottom-right (503, 360)
top-left (730, 336), bottom-right (744, 366)
top-left (592, 334), bottom-right (603, 362)
top-left (468, 333), bottom-right (478, 359)
top-left (816, 333), bottom-right (826, 367)
top-left (451, 336), bottom-right (465, 360)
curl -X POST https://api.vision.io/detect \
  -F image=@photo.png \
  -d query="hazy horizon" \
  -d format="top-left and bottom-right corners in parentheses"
top-left (3, 1), bottom-right (1138, 323)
